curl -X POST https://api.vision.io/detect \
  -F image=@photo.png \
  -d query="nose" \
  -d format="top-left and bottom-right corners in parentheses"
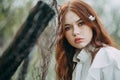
top-left (73, 25), bottom-right (80, 36)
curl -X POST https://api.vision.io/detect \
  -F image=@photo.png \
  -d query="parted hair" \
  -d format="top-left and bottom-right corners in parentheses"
top-left (55, 0), bottom-right (115, 80)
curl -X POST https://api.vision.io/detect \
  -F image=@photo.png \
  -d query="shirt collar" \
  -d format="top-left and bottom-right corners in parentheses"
top-left (73, 45), bottom-right (95, 63)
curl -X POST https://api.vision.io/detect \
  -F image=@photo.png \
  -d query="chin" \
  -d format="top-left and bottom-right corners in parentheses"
top-left (76, 44), bottom-right (87, 49)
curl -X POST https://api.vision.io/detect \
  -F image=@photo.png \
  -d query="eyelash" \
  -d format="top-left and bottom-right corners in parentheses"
top-left (64, 21), bottom-right (85, 31)
top-left (65, 26), bottom-right (71, 31)
top-left (78, 21), bottom-right (85, 26)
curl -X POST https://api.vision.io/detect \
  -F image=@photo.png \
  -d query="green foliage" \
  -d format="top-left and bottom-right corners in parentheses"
top-left (0, 0), bottom-right (33, 48)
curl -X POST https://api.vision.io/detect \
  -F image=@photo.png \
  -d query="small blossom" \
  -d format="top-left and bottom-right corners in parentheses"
top-left (89, 15), bottom-right (95, 21)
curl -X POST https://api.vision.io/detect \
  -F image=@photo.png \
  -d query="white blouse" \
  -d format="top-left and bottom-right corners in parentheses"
top-left (72, 46), bottom-right (120, 80)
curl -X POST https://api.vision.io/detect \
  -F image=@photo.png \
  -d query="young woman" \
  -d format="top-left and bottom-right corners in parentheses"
top-left (55, 0), bottom-right (120, 80)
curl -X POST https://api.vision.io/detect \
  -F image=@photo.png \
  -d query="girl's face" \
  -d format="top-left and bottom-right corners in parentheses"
top-left (64, 11), bottom-right (93, 49)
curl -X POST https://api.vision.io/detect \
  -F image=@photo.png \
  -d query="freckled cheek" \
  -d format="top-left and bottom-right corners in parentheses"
top-left (65, 32), bottom-right (74, 43)
top-left (65, 33), bottom-right (70, 40)
top-left (87, 30), bottom-right (93, 42)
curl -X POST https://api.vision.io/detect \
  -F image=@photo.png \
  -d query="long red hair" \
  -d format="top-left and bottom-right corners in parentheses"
top-left (55, 0), bottom-right (115, 80)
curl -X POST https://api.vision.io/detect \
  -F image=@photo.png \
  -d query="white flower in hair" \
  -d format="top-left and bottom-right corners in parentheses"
top-left (89, 15), bottom-right (95, 21)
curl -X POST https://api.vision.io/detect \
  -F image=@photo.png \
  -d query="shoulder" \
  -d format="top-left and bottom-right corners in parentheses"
top-left (91, 45), bottom-right (120, 69)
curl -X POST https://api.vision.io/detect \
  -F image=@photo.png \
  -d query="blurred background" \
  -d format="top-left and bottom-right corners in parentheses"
top-left (0, 0), bottom-right (120, 80)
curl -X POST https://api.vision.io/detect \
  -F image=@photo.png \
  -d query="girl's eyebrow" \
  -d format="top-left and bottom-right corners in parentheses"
top-left (64, 19), bottom-right (82, 26)
top-left (64, 24), bottom-right (70, 26)
top-left (65, 19), bottom-right (82, 26)
top-left (76, 18), bottom-right (82, 23)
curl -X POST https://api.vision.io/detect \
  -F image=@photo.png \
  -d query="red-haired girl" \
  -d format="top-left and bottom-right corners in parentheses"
top-left (55, 0), bottom-right (120, 80)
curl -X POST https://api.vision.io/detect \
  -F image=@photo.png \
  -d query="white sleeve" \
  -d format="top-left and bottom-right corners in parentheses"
top-left (86, 68), bottom-right (101, 80)
top-left (86, 46), bottom-right (120, 80)
top-left (114, 66), bottom-right (120, 80)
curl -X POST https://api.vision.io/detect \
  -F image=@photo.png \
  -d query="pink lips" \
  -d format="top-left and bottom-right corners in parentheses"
top-left (74, 38), bottom-right (84, 43)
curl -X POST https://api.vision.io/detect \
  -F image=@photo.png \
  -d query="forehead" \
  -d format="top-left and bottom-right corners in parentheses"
top-left (65, 11), bottom-right (80, 24)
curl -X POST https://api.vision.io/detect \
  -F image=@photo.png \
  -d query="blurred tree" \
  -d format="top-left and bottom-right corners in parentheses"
top-left (0, 0), bottom-right (33, 54)
top-left (0, 0), bottom-right (14, 47)
top-left (0, 0), bottom-right (55, 80)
